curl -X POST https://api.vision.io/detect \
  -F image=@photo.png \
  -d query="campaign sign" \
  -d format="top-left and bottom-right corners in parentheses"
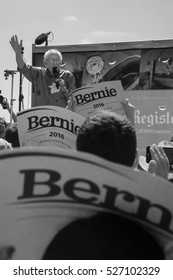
top-left (17, 106), bottom-right (85, 149)
top-left (0, 147), bottom-right (172, 259)
top-left (69, 81), bottom-right (126, 118)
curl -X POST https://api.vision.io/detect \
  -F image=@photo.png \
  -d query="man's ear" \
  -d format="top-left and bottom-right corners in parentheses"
top-left (43, 60), bottom-right (47, 67)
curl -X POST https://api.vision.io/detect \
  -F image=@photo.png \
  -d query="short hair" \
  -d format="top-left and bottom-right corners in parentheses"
top-left (76, 110), bottom-right (137, 167)
top-left (43, 49), bottom-right (62, 63)
top-left (42, 213), bottom-right (164, 260)
top-left (5, 123), bottom-right (20, 148)
top-left (0, 117), bottom-right (7, 128)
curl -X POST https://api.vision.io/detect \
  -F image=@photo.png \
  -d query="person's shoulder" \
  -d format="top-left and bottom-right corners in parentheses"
top-left (60, 69), bottom-right (73, 76)
top-left (31, 66), bottom-right (47, 76)
top-left (35, 66), bottom-right (46, 71)
top-left (22, 64), bottom-right (45, 72)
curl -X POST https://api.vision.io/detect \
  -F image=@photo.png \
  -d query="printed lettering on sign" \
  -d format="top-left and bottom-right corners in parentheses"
top-left (0, 147), bottom-right (172, 259)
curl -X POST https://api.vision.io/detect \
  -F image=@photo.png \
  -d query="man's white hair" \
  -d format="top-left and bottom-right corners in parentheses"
top-left (43, 49), bottom-right (62, 62)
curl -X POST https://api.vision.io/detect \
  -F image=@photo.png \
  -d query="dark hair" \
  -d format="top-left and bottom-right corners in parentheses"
top-left (76, 111), bottom-right (137, 167)
top-left (5, 123), bottom-right (20, 148)
top-left (42, 212), bottom-right (164, 260)
top-left (0, 117), bottom-right (7, 138)
top-left (0, 117), bottom-right (7, 128)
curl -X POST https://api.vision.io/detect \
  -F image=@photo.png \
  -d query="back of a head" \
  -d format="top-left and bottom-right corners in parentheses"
top-left (76, 111), bottom-right (137, 167)
top-left (5, 123), bottom-right (20, 148)
top-left (43, 213), bottom-right (164, 260)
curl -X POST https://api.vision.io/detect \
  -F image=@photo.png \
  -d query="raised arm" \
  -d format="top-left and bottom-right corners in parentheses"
top-left (121, 98), bottom-right (135, 125)
top-left (9, 35), bottom-right (25, 69)
top-left (2, 98), bottom-right (17, 123)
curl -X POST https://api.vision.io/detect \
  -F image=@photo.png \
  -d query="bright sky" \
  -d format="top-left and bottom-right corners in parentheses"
top-left (1, 0), bottom-right (173, 121)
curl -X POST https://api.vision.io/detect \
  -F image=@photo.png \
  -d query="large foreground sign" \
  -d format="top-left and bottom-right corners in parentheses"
top-left (0, 147), bottom-right (172, 259)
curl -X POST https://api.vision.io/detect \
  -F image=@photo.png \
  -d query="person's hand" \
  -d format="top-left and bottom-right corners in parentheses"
top-left (9, 35), bottom-right (23, 54)
top-left (1, 98), bottom-right (10, 110)
top-left (58, 79), bottom-right (65, 90)
top-left (147, 144), bottom-right (169, 180)
top-left (66, 94), bottom-right (75, 111)
top-left (121, 98), bottom-right (135, 125)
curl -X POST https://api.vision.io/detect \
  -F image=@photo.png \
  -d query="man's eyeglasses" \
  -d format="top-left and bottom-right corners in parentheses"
top-left (48, 58), bottom-right (61, 63)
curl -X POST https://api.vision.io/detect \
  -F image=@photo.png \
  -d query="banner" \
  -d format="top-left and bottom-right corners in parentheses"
top-left (17, 106), bottom-right (85, 149)
top-left (129, 89), bottom-right (173, 155)
top-left (69, 81), bottom-right (126, 118)
top-left (32, 48), bottom-right (140, 91)
top-left (0, 147), bottom-right (172, 259)
top-left (32, 44), bottom-right (173, 155)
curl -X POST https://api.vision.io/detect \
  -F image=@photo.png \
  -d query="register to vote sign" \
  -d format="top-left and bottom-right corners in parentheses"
top-left (17, 106), bottom-right (85, 149)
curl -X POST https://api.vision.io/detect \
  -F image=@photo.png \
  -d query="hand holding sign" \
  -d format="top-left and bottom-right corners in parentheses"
top-left (121, 99), bottom-right (135, 125)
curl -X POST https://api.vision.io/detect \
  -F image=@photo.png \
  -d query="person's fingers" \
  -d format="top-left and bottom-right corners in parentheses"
top-left (14, 35), bottom-right (18, 42)
top-left (10, 36), bottom-right (17, 46)
top-left (149, 145), bottom-right (169, 179)
top-left (151, 145), bottom-right (169, 169)
top-left (148, 159), bottom-right (156, 175)
top-left (121, 100), bottom-right (135, 125)
top-left (59, 79), bottom-right (65, 86)
top-left (158, 146), bottom-right (169, 163)
top-left (149, 145), bottom-right (159, 163)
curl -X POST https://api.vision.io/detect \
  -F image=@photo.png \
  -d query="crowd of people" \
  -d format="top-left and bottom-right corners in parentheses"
top-left (0, 35), bottom-right (172, 260)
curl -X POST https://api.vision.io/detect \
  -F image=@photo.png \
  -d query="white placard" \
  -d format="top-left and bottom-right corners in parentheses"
top-left (17, 106), bottom-right (85, 149)
top-left (0, 147), bottom-right (172, 259)
top-left (70, 81), bottom-right (126, 118)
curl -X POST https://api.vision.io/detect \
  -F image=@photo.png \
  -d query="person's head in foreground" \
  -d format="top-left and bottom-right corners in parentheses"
top-left (76, 110), bottom-right (137, 167)
top-left (42, 212), bottom-right (164, 260)
top-left (5, 123), bottom-right (20, 148)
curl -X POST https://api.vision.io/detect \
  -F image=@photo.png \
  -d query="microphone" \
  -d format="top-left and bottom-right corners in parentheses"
top-left (35, 32), bottom-right (51, 45)
top-left (53, 67), bottom-right (60, 90)
top-left (53, 67), bottom-right (58, 73)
